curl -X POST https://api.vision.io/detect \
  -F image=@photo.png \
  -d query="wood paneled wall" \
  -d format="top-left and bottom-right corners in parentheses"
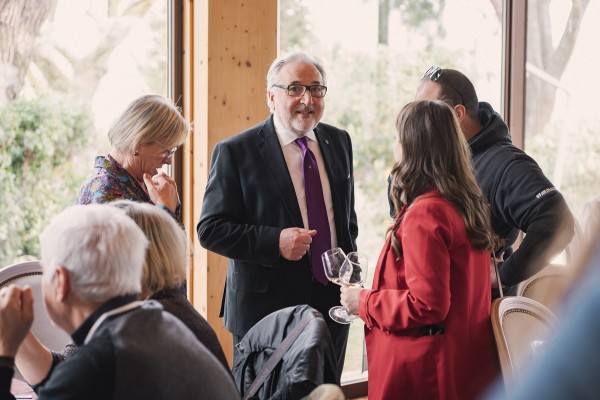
top-left (181, 0), bottom-right (278, 365)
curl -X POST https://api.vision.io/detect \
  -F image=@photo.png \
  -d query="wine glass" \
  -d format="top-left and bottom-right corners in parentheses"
top-left (331, 251), bottom-right (368, 324)
top-left (322, 247), bottom-right (347, 285)
top-left (322, 248), bottom-right (347, 318)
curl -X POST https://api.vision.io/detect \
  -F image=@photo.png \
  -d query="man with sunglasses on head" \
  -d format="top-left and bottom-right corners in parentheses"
top-left (197, 52), bottom-right (358, 379)
top-left (414, 67), bottom-right (574, 296)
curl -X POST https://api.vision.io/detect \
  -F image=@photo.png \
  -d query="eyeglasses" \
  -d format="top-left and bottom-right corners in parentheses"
top-left (271, 84), bottom-right (327, 98)
top-left (423, 66), bottom-right (464, 105)
top-left (155, 140), bottom-right (178, 159)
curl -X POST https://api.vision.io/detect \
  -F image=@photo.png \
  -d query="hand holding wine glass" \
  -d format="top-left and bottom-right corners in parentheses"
top-left (323, 250), bottom-right (368, 324)
top-left (339, 252), bottom-right (368, 288)
top-left (322, 248), bottom-right (350, 323)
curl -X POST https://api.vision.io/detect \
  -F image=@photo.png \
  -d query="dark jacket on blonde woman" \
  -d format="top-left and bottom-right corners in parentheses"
top-left (151, 288), bottom-right (228, 370)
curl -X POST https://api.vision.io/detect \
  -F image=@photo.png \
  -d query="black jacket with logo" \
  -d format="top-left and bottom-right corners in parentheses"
top-left (471, 102), bottom-right (574, 288)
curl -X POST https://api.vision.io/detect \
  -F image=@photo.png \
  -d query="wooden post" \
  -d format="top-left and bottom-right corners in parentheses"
top-left (182, 0), bottom-right (278, 366)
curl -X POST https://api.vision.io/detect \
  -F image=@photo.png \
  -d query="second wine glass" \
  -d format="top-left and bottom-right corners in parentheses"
top-left (331, 251), bottom-right (368, 324)
top-left (322, 248), bottom-right (348, 322)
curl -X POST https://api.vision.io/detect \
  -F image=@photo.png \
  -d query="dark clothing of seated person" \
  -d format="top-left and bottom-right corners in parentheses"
top-left (48, 287), bottom-right (230, 376)
top-left (1, 297), bottom-right (236, 400)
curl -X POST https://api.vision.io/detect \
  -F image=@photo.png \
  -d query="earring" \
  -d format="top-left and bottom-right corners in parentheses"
top-left (134, 149), bottom-right (139, 156)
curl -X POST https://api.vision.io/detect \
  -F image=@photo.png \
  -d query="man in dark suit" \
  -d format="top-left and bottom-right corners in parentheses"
top-left (197, 52), bottom-right (358, 377)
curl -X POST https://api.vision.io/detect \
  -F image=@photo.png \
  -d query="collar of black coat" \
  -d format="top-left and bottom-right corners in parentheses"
top-left (71, 294), bottom-right (139, 346)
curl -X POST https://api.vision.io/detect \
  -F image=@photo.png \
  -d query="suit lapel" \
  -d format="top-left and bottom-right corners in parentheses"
top-left (255, 116), bottom-right (304, 227)
top-left (315, 124), bottom-right (345, 244)
top-left (315, 125), bottom-right (339, 183)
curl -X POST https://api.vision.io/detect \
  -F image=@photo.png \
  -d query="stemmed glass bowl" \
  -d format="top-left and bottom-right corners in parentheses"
top-left (322, 249), bottom-right (368, 324)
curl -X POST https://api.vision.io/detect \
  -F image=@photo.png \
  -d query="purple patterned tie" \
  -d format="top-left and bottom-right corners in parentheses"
top-left (295, 136), bottom-right (331, 285)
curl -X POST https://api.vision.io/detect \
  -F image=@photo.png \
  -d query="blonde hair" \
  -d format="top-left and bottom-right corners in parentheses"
top-left (109, 200), bottom-right (188, 294)
top-left (108, 94), bottom-right (190, 154)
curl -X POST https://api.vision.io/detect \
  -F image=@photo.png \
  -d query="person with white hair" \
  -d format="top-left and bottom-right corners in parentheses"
top-left (197, 52), bottom-right (358, 378)
top-left (13, 200), bottom-right (230, 387)
top-left (0, 204), bottom-right (239, 400)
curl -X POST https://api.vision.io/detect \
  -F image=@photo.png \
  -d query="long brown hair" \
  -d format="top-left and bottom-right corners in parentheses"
top-left (388, 100), bottom-right (498, 256)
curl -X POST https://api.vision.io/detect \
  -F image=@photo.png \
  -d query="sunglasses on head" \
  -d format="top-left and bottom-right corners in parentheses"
top-left (424, 66), bottom-right (443, 81)
top-left (423, 66), bottom-right (464, 106)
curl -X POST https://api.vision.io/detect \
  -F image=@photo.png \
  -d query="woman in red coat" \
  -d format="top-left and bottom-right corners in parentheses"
top-left (341, 100), bottom-right (500, 400)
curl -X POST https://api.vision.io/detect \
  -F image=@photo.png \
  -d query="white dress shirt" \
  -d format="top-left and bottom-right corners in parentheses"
top-left (273, 115), bottom-right (338, 249)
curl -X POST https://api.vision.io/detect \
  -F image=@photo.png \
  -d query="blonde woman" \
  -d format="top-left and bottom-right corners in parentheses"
top-left (77, 95), bottom-right (190, 218)
top-left (110, 200), bottom-right (229, 370)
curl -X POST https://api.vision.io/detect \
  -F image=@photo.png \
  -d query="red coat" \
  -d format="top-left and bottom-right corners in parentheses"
top-left (359, 190), bottom-right (499, 400)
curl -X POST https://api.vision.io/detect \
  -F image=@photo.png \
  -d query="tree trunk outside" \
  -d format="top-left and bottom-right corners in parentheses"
top-left (526, 0), bottom-right (590, 136)
top-left (0, 0), bottom-right (57, 106)
top-left (490, 0), bottom-right (590, 136)
top-left (378, 0), bottom-right (391, 45)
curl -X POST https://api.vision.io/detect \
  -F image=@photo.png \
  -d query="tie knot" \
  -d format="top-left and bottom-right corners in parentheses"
top-left (295, 136), bottom-right (309, 151)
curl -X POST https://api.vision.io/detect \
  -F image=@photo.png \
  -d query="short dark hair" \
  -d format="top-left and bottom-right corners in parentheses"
top-left (422, 68), bottom-right (479, 118)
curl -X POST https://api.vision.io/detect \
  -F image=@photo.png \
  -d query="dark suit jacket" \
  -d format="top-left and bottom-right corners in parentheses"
top-left (197, 115), bottom-right (358, 337)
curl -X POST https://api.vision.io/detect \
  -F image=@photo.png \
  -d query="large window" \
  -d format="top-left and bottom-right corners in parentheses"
top-left (524, 0), bottom-right (599, 238)
top-left (279, 0), bottom-right (503, 378)
top-left (0, 0), bottom-right (170, 266)
top-left (4, 0), bottom-right (597, 383)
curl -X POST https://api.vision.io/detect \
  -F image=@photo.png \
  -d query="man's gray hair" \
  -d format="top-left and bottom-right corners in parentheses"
top-left (265, 52), bottom-right (327, 110)
top-left (40, 204), bottom-right (148, 303)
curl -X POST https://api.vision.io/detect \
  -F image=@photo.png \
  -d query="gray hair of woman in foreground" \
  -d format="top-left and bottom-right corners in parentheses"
top-left (40, 204), bottom-right (148, 303)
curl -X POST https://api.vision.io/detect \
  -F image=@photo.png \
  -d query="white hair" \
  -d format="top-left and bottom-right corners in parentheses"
top-left (40, 204), bottom-right (148, 303)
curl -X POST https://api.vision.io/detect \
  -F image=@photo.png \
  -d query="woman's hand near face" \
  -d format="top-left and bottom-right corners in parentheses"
top-left (143, 171), bottom-right (179, 213)
top-left (340, 285), bottom-right (363, 316)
